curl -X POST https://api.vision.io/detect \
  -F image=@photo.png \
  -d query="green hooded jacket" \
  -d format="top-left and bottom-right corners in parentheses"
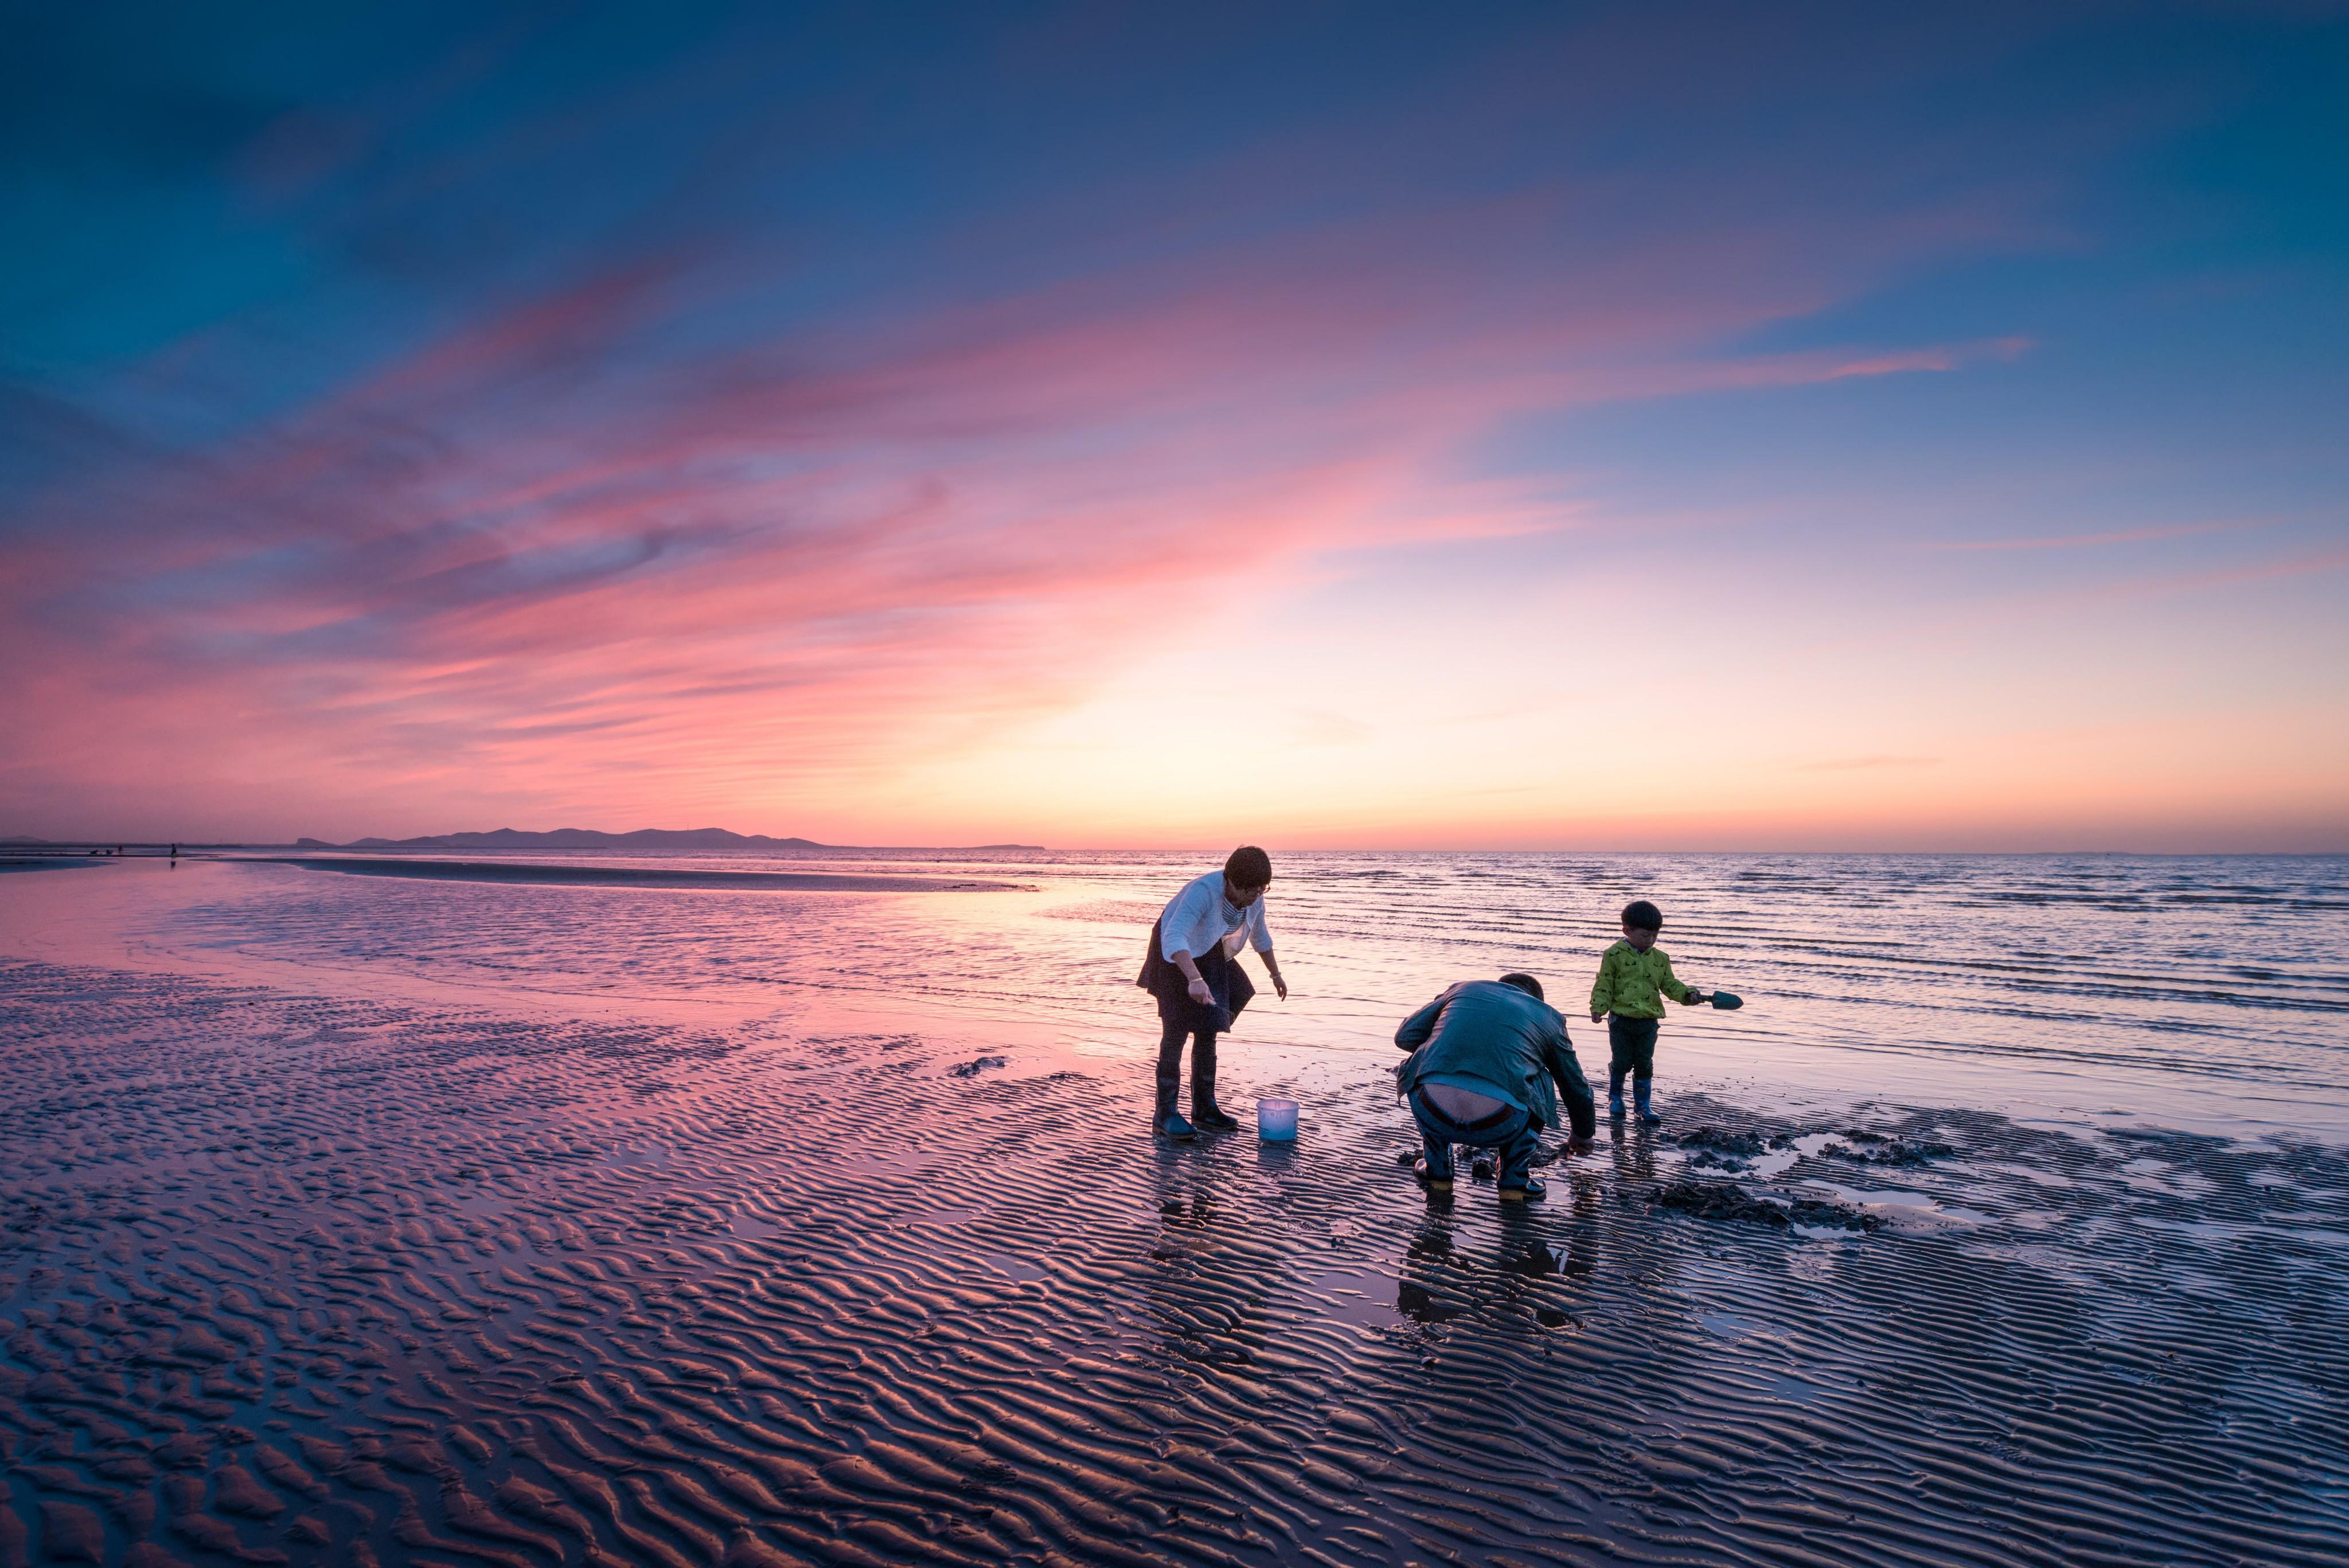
top-left (1589, 940), bottom-right (1694, 1020)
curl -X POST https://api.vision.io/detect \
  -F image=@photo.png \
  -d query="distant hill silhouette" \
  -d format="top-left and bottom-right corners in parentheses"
top-left (291, 828), bottom-right (1044, 852)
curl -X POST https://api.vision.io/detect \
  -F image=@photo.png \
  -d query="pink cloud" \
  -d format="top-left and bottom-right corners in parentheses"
top-left (1915, 517), bottom-right (2247, 551)
top-left (0, 163), bottom-right (2055, 837)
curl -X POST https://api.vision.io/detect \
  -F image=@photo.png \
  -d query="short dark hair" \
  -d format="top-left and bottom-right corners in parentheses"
top-left (1224, 845), bottom-right (1272, 888)
top-left (1621, 900), bottom-right (1663, 933)
top-left (1499, 972), bottom-right (1544, 1000)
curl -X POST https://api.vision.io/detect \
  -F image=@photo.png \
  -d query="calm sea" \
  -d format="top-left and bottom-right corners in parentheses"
top-left (68, 848), bottom-right (2349, 1140)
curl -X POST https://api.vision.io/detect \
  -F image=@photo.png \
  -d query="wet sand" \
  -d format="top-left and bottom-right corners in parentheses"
top-left (2, 862), bottom-right (2346, 1566)
top-left (256, 857), bottom-right (1024, 892)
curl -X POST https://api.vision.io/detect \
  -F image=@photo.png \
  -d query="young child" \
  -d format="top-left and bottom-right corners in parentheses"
top-left (1588, 899), bottom-right (1707, 1126)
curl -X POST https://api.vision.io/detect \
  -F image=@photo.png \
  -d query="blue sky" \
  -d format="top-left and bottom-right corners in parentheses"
top-left (3, 2), bottom-right (2344, 847)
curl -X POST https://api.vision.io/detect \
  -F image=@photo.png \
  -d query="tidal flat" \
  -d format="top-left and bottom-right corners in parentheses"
top-left (1, 852), bottom-right (2344, 1566)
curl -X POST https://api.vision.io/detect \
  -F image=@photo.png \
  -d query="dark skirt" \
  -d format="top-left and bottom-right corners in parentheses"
top-left (1137, 917), bottom-right (1255, 1033)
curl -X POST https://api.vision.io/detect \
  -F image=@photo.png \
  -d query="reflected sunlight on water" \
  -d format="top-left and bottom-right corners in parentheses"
top-left (118, 849), bottom-right (2349, 1137)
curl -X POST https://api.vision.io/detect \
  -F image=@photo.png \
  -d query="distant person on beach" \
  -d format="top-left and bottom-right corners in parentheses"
top-left (1589, 900), bottom-right (1708, 1126)
top-left (1394, 973), bottom-right (1594, 1200)
top-left (1136, 847), bottom-right (1287, 1140)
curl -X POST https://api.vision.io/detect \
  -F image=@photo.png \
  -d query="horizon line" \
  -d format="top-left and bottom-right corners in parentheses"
top-left (9, 838), bottom-right (2347, 859)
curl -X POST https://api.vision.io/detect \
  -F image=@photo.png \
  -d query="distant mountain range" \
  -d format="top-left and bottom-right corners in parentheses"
top-left (290, 828), bottom-right (1044, 852)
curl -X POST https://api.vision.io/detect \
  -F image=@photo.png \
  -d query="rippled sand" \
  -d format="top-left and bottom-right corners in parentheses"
top-left (3, 858), bottom-right (2347, 1565)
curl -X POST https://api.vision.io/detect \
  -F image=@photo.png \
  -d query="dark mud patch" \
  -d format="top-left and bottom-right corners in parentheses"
top-left (946, 1055), bottom-right (1009, 1078)
top-left (1828, 1130), bottom-right (1958, 1167)
top-left (1653, 1180), bottom-right (1882, 1232)
top-left (1675, 1126), bottom-right (1771, 1157)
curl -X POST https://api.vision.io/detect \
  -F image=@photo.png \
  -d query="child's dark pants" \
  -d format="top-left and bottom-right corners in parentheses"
top-left (1607, 1015), bottom-right (1660, 1095)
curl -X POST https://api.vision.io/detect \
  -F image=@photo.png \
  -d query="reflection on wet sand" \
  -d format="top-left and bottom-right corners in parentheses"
top-left (3, 955), bottom-right (2344, 1565)
top-left (3, 854), bottom-right (2347, 1566)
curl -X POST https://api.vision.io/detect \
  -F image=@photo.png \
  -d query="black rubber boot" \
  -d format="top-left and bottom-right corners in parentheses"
top-left (1154, 1059), bottom-right (1193, 1139)
top-left (1190, 1033), bottom-right (1239, 1131)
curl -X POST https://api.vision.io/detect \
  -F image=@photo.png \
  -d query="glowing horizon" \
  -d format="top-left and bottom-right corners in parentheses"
top-left (5, 6), bottom-right (2345, 852)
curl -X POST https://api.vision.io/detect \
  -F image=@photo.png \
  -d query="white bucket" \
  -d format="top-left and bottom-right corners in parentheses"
top-left (1257, 1098), bottom-right (1298, 1141)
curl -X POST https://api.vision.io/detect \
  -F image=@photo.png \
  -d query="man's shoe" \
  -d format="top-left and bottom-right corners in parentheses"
top-left (1158, 1113), bottom-right (1196, 1140)
top-left (1191, 1105), bottom-right (1240, 1133)
top-left (1412, 1157), bottom-right (1453, 1192)
top-left (1498, 1175), bottom-right (1547, 1201)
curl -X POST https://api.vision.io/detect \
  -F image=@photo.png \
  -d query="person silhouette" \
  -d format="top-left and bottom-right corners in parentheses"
top-left (1136, 846), bottom-right (1289, 1140)
top-left (1394, 973), bottom-right (1595, 1202)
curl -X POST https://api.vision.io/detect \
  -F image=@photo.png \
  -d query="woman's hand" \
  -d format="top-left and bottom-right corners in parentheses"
top-left (1187, 977), bottom-right (1215, 1007)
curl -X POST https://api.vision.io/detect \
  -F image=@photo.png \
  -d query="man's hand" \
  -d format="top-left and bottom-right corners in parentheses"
top-left (1187, 978), bottom-right (1214, 1007)
top-left (1590, 1011), bottom-right (1605, 1024)
top-left (1273, 976), bottom-right (1289, 1001)
top-left (1566, 1134), bottom-right (1594, 1156)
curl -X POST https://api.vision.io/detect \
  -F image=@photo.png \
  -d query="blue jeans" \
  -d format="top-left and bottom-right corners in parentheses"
top-left (1410, 1089), bottom-right (1540, 1185)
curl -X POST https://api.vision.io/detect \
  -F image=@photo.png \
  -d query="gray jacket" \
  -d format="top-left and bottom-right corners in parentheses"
top-left (1395, 980), bottom-right (1596, 1140)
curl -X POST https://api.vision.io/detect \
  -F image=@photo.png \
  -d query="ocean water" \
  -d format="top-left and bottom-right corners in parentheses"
top-left (54, 849), bottom-right (2349, 1133)
top-left (1, 851), bottom-right (2345, 1567)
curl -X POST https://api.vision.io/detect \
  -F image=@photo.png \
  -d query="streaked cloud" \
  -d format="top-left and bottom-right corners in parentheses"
top-left (2, 3), bottom-right (2343, 848)
top-left (1915, 520), bottom-right (2247, 552)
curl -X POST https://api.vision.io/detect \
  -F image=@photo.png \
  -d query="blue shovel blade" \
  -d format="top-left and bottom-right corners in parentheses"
top-left (1709, 990), bottom-right (1743, 1011)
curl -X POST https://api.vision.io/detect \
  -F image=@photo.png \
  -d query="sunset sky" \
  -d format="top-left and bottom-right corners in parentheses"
top-left (4, 3), bottom-right (2344, 850)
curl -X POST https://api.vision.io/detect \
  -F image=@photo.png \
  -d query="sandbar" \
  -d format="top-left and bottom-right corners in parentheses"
top-left (257, 853), bottom-right (1023, 891)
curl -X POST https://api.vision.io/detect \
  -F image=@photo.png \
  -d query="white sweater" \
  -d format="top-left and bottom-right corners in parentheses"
top-left (1156, 871), bottom-right (1273, 961)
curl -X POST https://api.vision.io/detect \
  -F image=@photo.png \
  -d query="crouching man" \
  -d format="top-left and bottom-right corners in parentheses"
top-left (1394, 973), bottom-right (1595, 1200)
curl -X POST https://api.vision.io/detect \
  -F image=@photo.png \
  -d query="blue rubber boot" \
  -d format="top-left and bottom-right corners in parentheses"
top-left (1634, 1079), bottom-right (1660, 1126)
